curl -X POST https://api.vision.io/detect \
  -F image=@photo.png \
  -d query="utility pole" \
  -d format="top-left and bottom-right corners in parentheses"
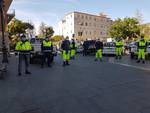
top-left (0, 0), bottom-right (8, 78)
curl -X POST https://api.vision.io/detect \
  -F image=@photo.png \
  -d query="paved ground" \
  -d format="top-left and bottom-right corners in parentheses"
top-left (1, 54), bottom-right (150, 113)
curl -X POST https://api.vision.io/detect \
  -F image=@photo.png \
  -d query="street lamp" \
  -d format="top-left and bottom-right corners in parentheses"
top-left (0, 0), bottom-right (8, 77)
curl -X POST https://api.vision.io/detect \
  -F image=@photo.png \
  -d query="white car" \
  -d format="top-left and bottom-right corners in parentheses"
top-left (76, 42), bottom-right (83, 53)
top-left (130, 41), bottom-right (150, 59)
top-left (30, 38), bottom-right (57, 64)
top-left (103, 42), bottom-right (116, 55)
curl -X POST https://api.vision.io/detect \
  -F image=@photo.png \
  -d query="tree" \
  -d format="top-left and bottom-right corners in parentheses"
top-left (134, 9), bottom-right (143, 24)
top-left (8, 18), bottom-right (34, 36)
top-left (109, 17), bottom-right (141, 40)
top-left (52, 35), bottom-right (63, 42)
top-left (141, 24), bottom-right (150, 40)
top-left (38, 22), bottom-right (46, 38)
top-left (7, 18), bottom-right (34, 48)
top-left (38, 22), bottom-right (54, 38)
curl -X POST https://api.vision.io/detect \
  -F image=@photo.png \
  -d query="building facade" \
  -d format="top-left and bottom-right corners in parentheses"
top-left (59, 11), bottom-right (112, 40)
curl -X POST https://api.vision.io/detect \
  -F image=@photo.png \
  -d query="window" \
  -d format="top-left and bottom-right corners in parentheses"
top-left (86, 16), bottom-right (88, 19)
top-left (78, 31), bottom-right (83, 36)
top-left (89, 16), bottom-right (91, 20)
top-left (94, 18), bottom-right (96, 21)
top-left (90, 31), bottom-right (92, 35)
top-left (86, 31), bottom-right (88, 35)
top-left (82, 15), bottom-right (84, 19)
top-left (81, 22), bottom-right (84, 26)
top-left (85, 22), bottom-right (88, 26)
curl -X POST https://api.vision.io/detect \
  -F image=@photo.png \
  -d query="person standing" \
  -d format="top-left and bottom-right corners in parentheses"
top-left (137, 35), bottom-right (147, 64)
top-left (70, 39), bottom-right (77, 59)
top-left (15, 34), bottom-right (32, 76)
top-left (61, 36), bottom-right (71, 66)
top-left (115, 38), bottom-right (124, 60)
top-left (83, 39), bottom-right (88, 56)
top-left (41, 37), bottom-right (53, 68)
top-left (95, 39), bottom-right (103, 61)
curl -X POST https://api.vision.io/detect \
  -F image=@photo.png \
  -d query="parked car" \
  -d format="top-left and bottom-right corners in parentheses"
top-left (103, 42), bottom-right (116, 55)
top-left (83, 40), bottom-right (96, 55)
top-left (30, 38), bottom-right (57, 64)
top-left (76, 45), bottom-right (83, 53)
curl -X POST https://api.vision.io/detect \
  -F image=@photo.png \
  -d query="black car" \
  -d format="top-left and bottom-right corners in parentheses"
top-left (83, 40), bottom-right (96, 55)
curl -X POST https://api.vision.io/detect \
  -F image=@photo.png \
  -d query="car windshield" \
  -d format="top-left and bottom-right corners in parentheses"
top-left (104, 42), bottom-right (115, 47)
top-left (83, 40), bottom-right (96, 47)
top-left (30, 38), bottom-right (43, 44)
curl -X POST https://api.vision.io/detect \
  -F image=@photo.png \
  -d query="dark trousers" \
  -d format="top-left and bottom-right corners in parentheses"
top-left (41, 52), bottom-right (52, 67)
top-left (18, 54), bottom-right (29, 73)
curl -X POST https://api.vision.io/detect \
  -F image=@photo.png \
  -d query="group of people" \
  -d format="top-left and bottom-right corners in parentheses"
top-left (15, 34), bottom-right (147, 76)
top-left (94, 35), bottom-right (147, 64)
top-left (15, 35), bottom-right (77, 76)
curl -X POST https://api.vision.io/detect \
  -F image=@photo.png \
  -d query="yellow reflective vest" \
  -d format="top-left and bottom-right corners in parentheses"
top-left (138, 40), bottom-right (147, 49)
top-left (43, 40), bottom-right (52, 47)
top-left (116, 41), bottom-right (124, 48)
top-left (15, 41), bottom-right (32, 52)
top-left (70, 42), bottom-right (76, 49)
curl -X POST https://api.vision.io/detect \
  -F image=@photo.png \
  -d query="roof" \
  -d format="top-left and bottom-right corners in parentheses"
top-left (65, 11), bottom-right (111, 20)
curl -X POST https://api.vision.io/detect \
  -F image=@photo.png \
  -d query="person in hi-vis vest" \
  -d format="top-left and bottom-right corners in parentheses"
top-left (15, 34), bottom-right (32, 76)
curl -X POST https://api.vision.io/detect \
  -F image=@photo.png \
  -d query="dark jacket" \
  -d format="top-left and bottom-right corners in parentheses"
top-left (83, 41), bottom-right (89, 49)
top-left (71, 41), bottom-right (76, 49)
top-left (95, 41), bottom-right (103, 50)
top-left (61, 40), bottom-right (70, 51)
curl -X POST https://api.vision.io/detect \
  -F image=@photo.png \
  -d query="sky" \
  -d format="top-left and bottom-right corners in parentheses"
top-left (9, 0), bottom-right (150, 35)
